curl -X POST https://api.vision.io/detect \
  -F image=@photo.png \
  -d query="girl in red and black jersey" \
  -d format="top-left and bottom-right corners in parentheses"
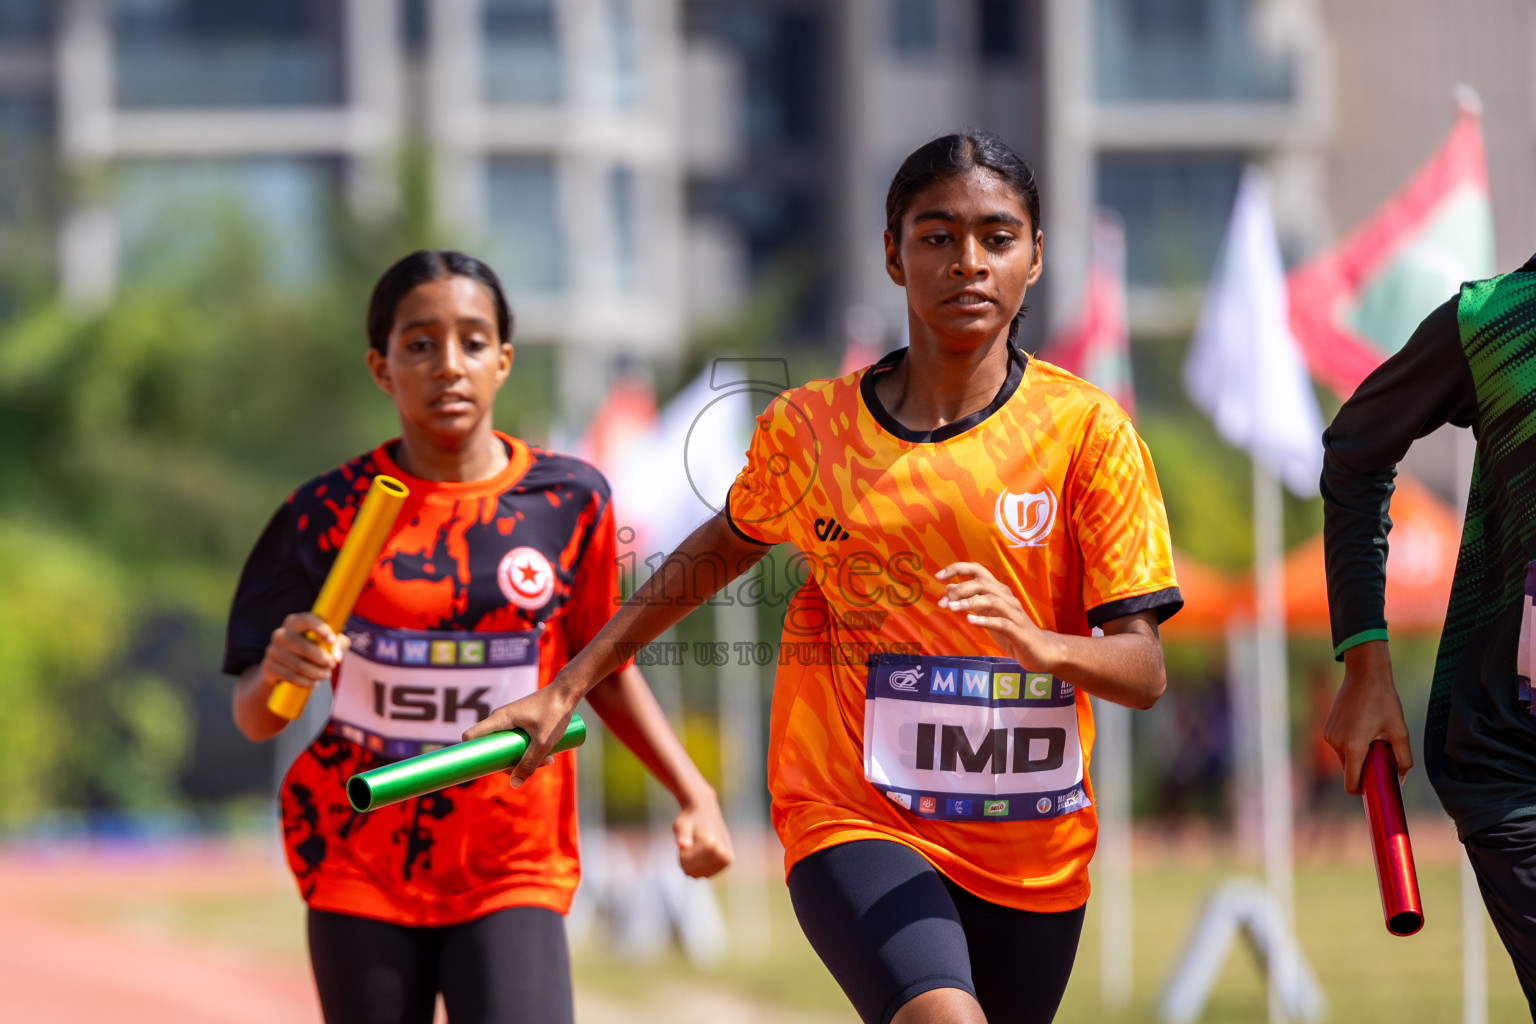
top-left (227, 250), bottom-right (731, 1024)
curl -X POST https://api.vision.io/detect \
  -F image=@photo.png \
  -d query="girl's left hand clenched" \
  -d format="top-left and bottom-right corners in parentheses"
top-left (937, 561), bottom-right (1063, 672)
top-left (673, 788), bottom-right (733, 879)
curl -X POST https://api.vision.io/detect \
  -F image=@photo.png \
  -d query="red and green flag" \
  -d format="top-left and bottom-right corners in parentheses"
top-left (1288, 96), bottom-right (1496, 398)
top-left (1041, 212), bottom-right (1135, 418)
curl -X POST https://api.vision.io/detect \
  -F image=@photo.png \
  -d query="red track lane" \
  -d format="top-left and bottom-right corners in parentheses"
top-left (0, 844), bottom-right (323, 1023)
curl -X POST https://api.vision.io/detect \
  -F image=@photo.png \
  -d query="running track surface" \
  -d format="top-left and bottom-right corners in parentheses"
top-left (0, 843), bottom-right (325, 1023)
top-left (0, 841), bottom-right (850, 1024)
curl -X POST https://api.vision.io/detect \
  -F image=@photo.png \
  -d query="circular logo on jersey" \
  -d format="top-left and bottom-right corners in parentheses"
top-left (1035, 797), bottom-right (1053, 815)
top-left (498, 547), bottom-right (556, 610)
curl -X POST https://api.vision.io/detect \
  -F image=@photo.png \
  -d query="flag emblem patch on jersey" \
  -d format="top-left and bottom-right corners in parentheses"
top-left (498, 546), bottom-right (556, 610)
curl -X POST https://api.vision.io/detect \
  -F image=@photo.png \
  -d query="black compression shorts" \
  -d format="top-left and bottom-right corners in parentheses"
top-left (307, 905), bottom-right (572, 1024)
top-left (787, 839), bottom-right (1085, 1024)
top-left (1462, 817), bottom-right (1536, 1016)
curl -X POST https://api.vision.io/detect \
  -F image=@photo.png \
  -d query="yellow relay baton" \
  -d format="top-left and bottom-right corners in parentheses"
top-left (266, 474), bottom-right (410, 720)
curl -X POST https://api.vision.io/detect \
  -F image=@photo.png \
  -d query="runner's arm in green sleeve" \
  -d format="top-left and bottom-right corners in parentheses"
top-left (1321, 296), bottom-right (1476, 792)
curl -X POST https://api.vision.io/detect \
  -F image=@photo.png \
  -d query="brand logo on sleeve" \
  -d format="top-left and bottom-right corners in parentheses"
top-left (813, 516), bottom-right (852, 542)
top-left (497, 547), bottom-right (556, 610)
top-left (995, 488), bottom-right (1057, 548)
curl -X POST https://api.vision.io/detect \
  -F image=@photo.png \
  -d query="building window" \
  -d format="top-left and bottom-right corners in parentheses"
top-left (0, 94), bottom-right (51, 230)
top-left (1094, 0), bottom-right (1291, 102)
top-left (1097, 153), bottom-right (1242, 289)
top-left (113, 0), bottom-right (344, 108)
top-left (0, 0), bottom-right (51, 41)
top-left (115, 158), bottom-right (335, 284)
top-left (482, 0), bottom-right (562, 105)
top-left (609, 165), bottom-right (636, 294)
top-left (401, 0), bottom-right (428, 57)
top-left (1128, 0), bottom-right (1207, 36)
top-left (600, 0), bottom-right (638, 108)
top-left (890, 0), bottom-right (936, 59)
top-left (485, 158), bottom-right (564, 296)
top-left (976, 0), bottom-right (1020, 64)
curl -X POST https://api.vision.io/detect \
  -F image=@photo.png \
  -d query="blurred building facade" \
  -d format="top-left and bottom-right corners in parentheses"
top-left (26, 1), bottom-right (685, 357)
top-left (2, 0), bottom-right (1534, 401)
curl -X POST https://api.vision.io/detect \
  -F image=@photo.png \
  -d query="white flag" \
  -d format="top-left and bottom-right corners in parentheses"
top-left (609, 366), bottom-right (755, 558)
top-left (1184, 168), bottom-right (1323, 497)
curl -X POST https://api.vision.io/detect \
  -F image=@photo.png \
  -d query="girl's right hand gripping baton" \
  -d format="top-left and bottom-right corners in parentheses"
top-left (266, 475), bottom-right (410, 720)
top-left (346, 715), bottom-right (588, 811)
top-left (1362, 739), bottom-right (1425, 936)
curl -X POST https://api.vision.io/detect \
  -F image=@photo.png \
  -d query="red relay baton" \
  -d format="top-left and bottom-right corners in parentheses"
top-left (1362, 740), bottom-right (1424, 936)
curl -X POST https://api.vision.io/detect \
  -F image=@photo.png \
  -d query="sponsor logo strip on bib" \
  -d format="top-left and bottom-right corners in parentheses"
top-left (863, 654), bottom-right (1089, 822)
top-left (330, 618), bottom-right (540, 759)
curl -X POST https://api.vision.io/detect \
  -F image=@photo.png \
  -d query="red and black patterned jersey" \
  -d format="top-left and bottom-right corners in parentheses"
top-left (225, 432), bottom-right (624, 926)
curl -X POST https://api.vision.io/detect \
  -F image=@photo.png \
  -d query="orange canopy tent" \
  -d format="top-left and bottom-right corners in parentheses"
top-left (1162, 550), bottom-right (1245, 638)
top-left (1276, 474), bottom-right (1461, 635)
top-left (1159, 474), bottom-right (1460, 639)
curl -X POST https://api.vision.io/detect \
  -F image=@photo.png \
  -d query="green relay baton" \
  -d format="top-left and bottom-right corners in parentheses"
top-left (347, 714), bottom-right (587, 812)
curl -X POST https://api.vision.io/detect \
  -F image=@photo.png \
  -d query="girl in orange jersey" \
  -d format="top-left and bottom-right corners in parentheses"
top-left (226, 250), bottom-right (731, 1024)
top-left (473, 133), bottom-right (1181, 1024)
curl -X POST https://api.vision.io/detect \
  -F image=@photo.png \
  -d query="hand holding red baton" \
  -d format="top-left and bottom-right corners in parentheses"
top-left (1362, 739), bottom-right (1424, 936)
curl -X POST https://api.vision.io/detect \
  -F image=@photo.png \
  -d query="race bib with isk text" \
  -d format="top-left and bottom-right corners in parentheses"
top-left (862, 653), bottom-right (1089, 822)
top-left (330, 618), bottom-right (540, 759)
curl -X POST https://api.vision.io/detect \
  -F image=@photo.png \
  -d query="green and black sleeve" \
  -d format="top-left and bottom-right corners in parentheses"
top-left (1321, 297), bottom-right (1477, 658)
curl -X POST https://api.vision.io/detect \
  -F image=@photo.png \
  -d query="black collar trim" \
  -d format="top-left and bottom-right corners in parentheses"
top-left (859, 343), bottom-right (1027, 443)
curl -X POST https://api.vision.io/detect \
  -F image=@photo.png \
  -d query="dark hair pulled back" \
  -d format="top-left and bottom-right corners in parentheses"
top-left (885, 131), bottom-right (1041, 343)
top-left (366, 250), bottom-right (513, 355)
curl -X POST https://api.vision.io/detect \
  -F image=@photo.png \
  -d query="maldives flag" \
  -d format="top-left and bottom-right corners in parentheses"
top-left (1288, 95), bottom-right (1496, 398)
top-left (1040, 212), bottom-right (1135, 418)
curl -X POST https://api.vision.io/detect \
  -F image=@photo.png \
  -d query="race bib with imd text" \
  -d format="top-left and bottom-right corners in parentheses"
top-left (862, 653), bottom-right (1089, 822)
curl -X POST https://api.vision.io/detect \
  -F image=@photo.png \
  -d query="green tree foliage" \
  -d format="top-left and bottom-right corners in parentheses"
top-left (0, 157), bottom-right (605, 819)
top-left (0, 204), bottom-right (425, 818)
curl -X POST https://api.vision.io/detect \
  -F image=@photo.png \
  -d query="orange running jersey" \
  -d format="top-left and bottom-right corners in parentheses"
top-left (728, 345), bottom-right (1180, 912)
top-left (225, 432), bottom-right (625, 926)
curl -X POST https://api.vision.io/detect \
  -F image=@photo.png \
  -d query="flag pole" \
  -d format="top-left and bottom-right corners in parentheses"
top-left (1453, 425), bottom-right (1487, 1024)
top-left (1463, 846), bottom-right (1487, 1024)
top-left (1254, 458), bottom-right (1295, 1024)
top-left (715, 594), bottom-right (770, 961)
top-left (1171, 165), bottom-right (1325, 1023)
top-left (1095, 693), bottom-right (1133, 1009)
